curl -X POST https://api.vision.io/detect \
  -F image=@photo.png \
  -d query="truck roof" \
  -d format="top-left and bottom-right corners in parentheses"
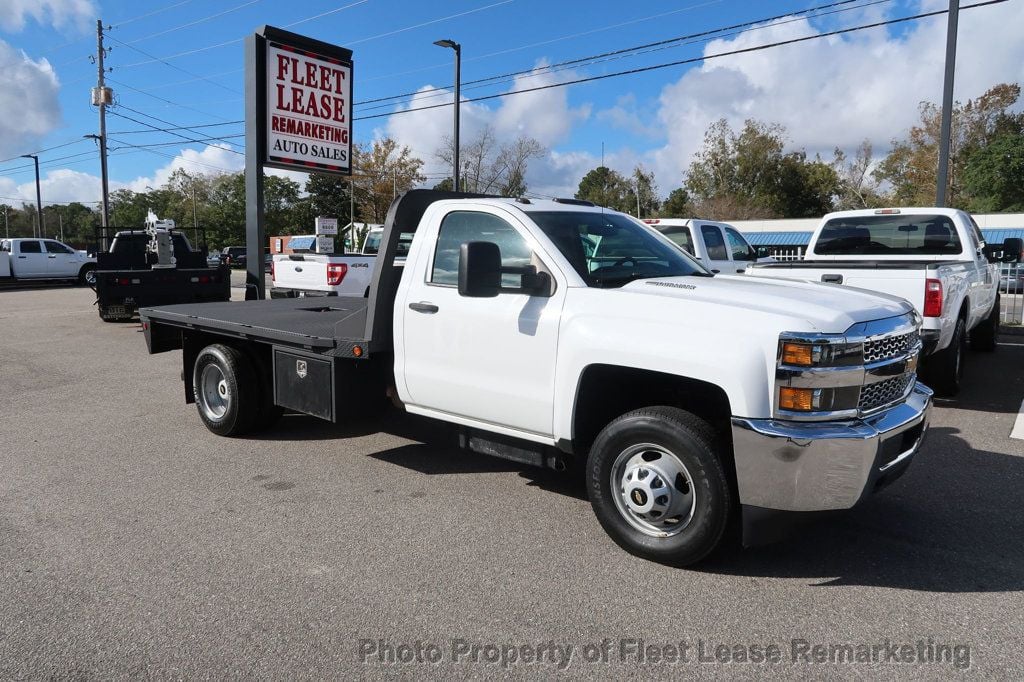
top-left (820, 207), bottom-right (967, 221)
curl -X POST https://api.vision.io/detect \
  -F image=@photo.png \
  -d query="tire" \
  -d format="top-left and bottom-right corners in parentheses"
top-left (192, 344), bottom-right (259, 436)
top-left (968, 296), bottom-right (999, 352)
top-left (925, 317), bottom-right (966, 397)
top-left (78, 264), bottom-right (97, 286)
top-left (586, 406), bottom-right (732, 567)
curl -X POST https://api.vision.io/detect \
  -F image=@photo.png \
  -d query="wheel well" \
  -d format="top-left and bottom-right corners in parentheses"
top-left (182, 332), bottom-right (271, 404)
top-left (572, 365), bottom-right (732, 454)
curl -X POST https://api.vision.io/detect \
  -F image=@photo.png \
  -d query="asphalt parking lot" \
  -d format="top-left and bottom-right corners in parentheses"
top-left (2, 282), bottom-right (1023, 678)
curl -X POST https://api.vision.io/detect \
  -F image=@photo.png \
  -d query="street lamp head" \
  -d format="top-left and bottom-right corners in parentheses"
top-left (433, 39), bottom-right (459, 50)
top-left (21, 154), bottom-right (37, 160)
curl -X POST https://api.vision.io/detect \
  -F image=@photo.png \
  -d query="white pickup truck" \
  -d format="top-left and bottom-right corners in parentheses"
top-left (643, 218), bottom-right (773, 273)
top-left (0, 238), bottom-right (96, 284)
top-left (141, 191), bottom-right (932, 566)
top-left (746, 208), bottom-right (1004, 396)
top-left (271, 230), bottom-right (415, 298)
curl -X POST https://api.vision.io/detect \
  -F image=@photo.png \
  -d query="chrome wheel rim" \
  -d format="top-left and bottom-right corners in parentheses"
top-left (198, 364), bottom-right (230, 421)
top-left (84, 269), bottom-right (96, 285)
top-left (610, 443), bottom-right (696, 537)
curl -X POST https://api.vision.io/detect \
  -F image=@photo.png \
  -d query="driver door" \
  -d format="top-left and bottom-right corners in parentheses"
top-left (400, 208), bottom-right (564, 436)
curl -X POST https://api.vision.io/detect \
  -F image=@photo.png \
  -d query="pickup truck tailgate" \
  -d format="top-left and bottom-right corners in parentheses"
top-left (746, 264), bottom-right (925, 311)
top-left (274, 256), bottom-right (325, 290)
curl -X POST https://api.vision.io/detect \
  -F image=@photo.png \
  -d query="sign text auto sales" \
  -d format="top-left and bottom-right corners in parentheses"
top-left (266, 42), bottom-right (352, 174)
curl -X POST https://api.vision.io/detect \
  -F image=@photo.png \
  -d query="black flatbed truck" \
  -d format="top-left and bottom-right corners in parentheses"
top-left (96, 227), bottom-right (231, 322)
top-left (141, 190), bottom-right (470, 428)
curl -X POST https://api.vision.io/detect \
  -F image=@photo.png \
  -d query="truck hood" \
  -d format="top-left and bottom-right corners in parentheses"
top-left (622, 274), bottom-right (912, 333)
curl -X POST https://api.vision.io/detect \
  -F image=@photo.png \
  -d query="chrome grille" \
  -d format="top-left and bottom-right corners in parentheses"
top-left (864, 331), bottom-right (918, 363)
top-left (859, 374), bottom-right (913, 412)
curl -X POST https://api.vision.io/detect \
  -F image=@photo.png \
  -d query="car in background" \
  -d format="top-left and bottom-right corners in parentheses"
top-left (1000, 262), bottom-right (1024, 294)
top-left (220, 246), bottom-right (247, 268)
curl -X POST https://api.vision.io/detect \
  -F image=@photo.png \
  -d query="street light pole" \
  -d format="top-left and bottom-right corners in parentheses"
top-left (21, 154), bottom-right (43, 238)
top-left (935, 0), bottom-right (959, 207)
top-left (434, 39), bottom-right (461, 192)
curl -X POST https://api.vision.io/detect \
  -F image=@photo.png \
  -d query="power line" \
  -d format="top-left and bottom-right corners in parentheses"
top-left (355, 0), bottom-right (889, 109)
top-left (0, 139), bottom-right (92, 166)
top-left (111, 0), bottom-right (198, 28)
top-left (122, 0), bottom-right (262, 44)
top-left (116, 0), bottom-right (508, 69)
top-left (352, 0), bottom-right (1008, 122)
top-left (105, 77), bottom-right (235, 122)
top-left (106, 137), bottom-right (241, 173)
top-left (104, 33), bottom-right (241, 95)
top-left (106, 107), bottom-right (244, 154)
top-left (108, 121), bottom-right (244, 135)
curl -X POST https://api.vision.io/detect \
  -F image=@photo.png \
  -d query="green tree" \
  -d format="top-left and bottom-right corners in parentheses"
top-left (875, 82), bottom-right (1023, 207)
top-left (962, 132), bottom-right (1024, 212)
top-left (658, 188), bottom-right (693, 218)
top-left (683, 118), bottom-right (838, 218)
top-left (353, 137), bottom-right (426, 223)
top-left (575, 165), bottom-right (633, 212)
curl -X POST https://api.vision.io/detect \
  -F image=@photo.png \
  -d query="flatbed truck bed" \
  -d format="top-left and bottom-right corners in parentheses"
top-left (140, 296), bottom-right (368, 352)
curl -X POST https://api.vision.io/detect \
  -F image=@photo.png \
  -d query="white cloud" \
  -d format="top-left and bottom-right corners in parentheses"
top-left (0, 0), bottom-right (96, 32)
top-left (124, 144), bottom-right (245, 192)
top-left (384, 61), bottom-right (591, 191)
top-left (649, 0), bottom-right (1024, 191)
top-left (0, 41), bottom-right (61, 159)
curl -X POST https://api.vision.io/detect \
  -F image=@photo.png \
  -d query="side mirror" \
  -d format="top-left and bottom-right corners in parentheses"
top-left (1003, 238), bottom-right (1023, 263)
top-left (756, 246), bottom-right (771, 259)
top-left (458, 241), bottom-right (501, 297)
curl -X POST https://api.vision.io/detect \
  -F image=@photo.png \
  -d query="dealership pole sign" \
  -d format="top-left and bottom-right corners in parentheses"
top-left (266, 38), bottom-right (352, 173)
top-left (245, 25), bottom-right (353, 298)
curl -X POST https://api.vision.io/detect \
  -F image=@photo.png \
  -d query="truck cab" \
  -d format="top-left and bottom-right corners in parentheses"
top-left (643, 218), bottom-right (770, 273)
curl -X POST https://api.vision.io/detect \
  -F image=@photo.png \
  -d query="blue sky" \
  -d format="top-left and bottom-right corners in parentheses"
top-left (0, 0), bottom-right (1022, 207)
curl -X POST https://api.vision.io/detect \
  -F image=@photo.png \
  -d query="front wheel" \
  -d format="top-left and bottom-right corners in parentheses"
top-left (192, 344), bottom-right (259, 436)
top-left (587, 407), bottom-right (732, 566)
top-left (79, 264), bottom-right (97, 286)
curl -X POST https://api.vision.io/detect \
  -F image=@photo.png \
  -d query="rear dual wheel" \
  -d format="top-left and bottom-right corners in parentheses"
top-left (193, 344), bottom-right (281, 436)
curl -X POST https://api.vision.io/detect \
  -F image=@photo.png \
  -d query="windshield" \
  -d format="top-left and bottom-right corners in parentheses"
top-left (529, 211), bottom-right (711, 287)
top-left (657, 225), bottom-right (695, 255)
top-left (815, 214), bottom-right (963, 256)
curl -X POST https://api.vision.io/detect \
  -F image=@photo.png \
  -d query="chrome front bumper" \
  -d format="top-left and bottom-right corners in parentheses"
top-left (731, 383), bottom-right (932, 512)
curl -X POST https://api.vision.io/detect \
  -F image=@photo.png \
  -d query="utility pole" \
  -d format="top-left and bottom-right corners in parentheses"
top-left (21, 154), bottom-right (42, 238)
top-left (59, 213), bottom-right (64, 242)
top-left (636, 181), bottom-right (641, 219)
top-left (93, 19), bottom-right (112, 231)
top-left (935, 0), bottom-right (959, 207)
top-left (393, 168), bottom-right (397, 200)
top-left (3, 205), bottom-right (8, 239)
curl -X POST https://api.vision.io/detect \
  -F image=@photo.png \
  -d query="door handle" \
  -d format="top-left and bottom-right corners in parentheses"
top-left (17, 255), bottom-right (26, 258)
top-left (48, 255), bottom-right (57, 258)
top-left (821, 274), bottom-right (843, 284)
top-left (408, 301), bottom-right (439, 314)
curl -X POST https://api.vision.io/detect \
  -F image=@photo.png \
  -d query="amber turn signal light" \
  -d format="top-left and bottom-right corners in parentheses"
top-left (779, 387), bottom-right (816, 411)
top-left (781, 342), bottom-right (815, 366)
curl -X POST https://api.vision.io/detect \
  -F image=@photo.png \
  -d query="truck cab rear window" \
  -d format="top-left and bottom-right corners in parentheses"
top-left (816, 215), bottom-right (963, 255)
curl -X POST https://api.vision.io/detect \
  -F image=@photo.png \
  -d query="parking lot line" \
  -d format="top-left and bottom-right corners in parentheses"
top-left (1012, 399), bottom-right (1024, 440)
